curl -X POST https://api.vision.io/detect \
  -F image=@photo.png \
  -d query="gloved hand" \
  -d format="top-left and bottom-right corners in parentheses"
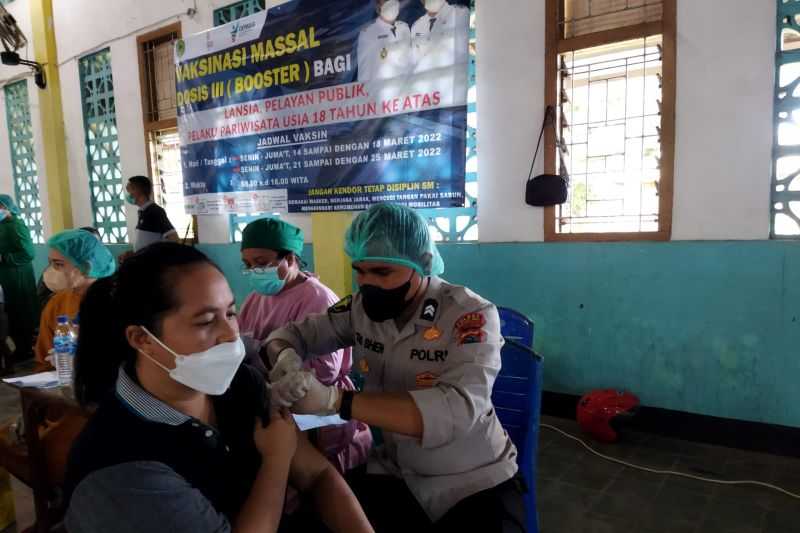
top-left (270, 371), bottom-right (310, 408)
top-left (268, 347), bottom-right (303, 383)
top-left (290, 371), bottom-right (341, 416)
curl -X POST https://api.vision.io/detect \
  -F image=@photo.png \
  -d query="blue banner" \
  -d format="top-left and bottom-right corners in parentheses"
top-left (176, 0), bottom-right (469, 214)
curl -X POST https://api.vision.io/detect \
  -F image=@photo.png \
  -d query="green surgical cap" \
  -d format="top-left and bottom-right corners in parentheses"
top-left (48, 229), bottom-right (116, 279)
top-left (345, 203), bottom-right (444, 276)
top-left (241, 218), bottom-right (304, 256)
top-left (0, 194), bottom-right (20, 215)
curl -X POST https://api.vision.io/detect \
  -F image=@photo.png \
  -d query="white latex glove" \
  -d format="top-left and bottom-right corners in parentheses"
top-left (270, 371), bottom-right (310, 408)
top-left (268, 347), bottom-right (303, 383)
top-left (290, 371), bottom-right (341, 416)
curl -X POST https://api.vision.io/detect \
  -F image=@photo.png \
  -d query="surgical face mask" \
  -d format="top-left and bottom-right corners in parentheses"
top-left (0, 209), bottom-right (9, 221)
top-left (359, 274), bottom-right (414, 322)
top-left (125, 193), bottom-right (137, 205)
top-left (425, 0), bottom-right (445, 14)
top-left (380, 0), bottom-right (400, 22)
top-left (245, 265), bottom-right (286, 296)
top-left (139, 326), bottom-right (245, 396)
top-left (43, 266), bottom-right (82, 292)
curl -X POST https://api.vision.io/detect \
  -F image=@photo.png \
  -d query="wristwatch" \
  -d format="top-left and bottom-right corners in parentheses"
top-left (339, 390), bottom-right (355, 421)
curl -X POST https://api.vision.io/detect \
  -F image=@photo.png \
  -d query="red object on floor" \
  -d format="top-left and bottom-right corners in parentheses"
top-left (577, 389), bottom-right (640, 443)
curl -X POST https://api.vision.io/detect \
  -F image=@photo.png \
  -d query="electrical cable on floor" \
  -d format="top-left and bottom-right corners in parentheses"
top-left (540, 423), bottom-right (800, 500)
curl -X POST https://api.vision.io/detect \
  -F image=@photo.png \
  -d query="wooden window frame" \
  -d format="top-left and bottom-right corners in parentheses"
top-left (137, 22), bottom-right (182, 135)
top-left (136, 22), bottom-right (198, 242)
top-left (544, 0), bottom-right (676, 242)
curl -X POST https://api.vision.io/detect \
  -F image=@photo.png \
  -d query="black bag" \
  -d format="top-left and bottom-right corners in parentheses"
top-left (525, 106), bottom-right (568, 207)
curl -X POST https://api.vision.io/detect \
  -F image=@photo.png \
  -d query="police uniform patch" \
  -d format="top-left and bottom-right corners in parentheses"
top-left (415, 371), bottom-right (439, 388)
top-left (328, 295), bottom-right (352, 314)
top-left (380, 47), bottom-right (388, 59)
top-left (455, 312), bottom-right (486, 331)
top-left (420, 299), bottom-right (439, 321)
top-left (457, 328), bottom-right (486, 345)
top-left (423, 326), bottom-right (442, 341)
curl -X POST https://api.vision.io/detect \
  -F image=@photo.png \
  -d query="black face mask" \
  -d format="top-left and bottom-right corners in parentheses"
top-left (360, 276), bottom-right (414, 323)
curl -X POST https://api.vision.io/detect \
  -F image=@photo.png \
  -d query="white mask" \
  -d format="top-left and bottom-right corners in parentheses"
top-left (0, 209), bottom-right (9, 221)
top-left (139, 326), bottom-right (245, 396)
top-left (380, 0), bottom-right (400, 22)
top-left (43, 266), bottom-right (71, 292)
top-left (425, 0), bottom-right (445, 14)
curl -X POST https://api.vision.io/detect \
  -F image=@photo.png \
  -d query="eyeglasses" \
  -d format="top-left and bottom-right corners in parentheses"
top-left (241, 258), bottom-right (285, 275)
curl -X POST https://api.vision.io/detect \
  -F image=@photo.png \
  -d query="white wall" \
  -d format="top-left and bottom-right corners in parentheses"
top-left (671, 0), bottom-right (775, 240)
top-left (475, 0), bottom-right (546, 242)
top-left (0, 0), bottom-right (779, 244)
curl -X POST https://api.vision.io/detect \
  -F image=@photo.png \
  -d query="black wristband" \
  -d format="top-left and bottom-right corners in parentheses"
top-left (339, 390), bottom-right (355, 421)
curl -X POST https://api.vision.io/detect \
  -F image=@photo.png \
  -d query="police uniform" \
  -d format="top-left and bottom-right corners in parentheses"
top-left (267, 276), bottom-right (519, 523)
top-left (357, 17), bottom-right (413, 82)
top-left (410, 2), bottom-right (470, 74)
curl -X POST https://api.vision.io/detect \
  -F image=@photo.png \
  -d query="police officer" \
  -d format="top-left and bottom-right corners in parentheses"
top-left (265, 203), bottom-right (525, 532)
top-left (357, 0), bottom-right (412, 82)
top-left (410, 0), bottom-right (470, 74)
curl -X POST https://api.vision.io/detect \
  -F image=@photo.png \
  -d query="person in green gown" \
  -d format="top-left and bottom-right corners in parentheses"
top-left (0, 194), bottom-right (39, 364)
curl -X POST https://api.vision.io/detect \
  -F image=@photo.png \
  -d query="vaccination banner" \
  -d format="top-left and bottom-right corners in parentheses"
top-left (176, 0), bottom-right (470, 215)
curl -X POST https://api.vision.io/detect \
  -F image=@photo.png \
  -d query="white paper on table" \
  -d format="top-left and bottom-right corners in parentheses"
top-left (292, 414), bottom-right (347, 431)
top-left (3, 371), bottom-right (60, 388)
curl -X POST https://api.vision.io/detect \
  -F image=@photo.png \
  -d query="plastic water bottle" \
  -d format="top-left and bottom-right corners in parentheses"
top-left (53, 315), bottom-right (76, 387)
top-left (71, 315), bottom-right (80, 339)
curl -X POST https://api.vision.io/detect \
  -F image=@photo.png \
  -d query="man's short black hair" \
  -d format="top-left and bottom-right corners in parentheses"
top-left (128, 176), bottom-right (153, 198)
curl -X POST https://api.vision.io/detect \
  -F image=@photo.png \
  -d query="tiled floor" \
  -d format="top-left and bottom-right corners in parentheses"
top-left (536, 416), bottom-right (800, 533)
top-left (0, 382), bottom-right (797, 533)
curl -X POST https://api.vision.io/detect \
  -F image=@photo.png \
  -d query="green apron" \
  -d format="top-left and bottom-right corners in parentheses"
top-left (0, 216), bottom-right (39, 360)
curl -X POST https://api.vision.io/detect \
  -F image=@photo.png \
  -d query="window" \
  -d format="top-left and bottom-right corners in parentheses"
top-left (772, 0), bottom-right (800, 238)
top-left (137, 23), bottom-right (195, 240)
top-left (4, 80), bottom-right (43, 243)
top-left (139, 25), bottom-right (179, 125)
top-left (214, 0), bottom-right (266, 26)
top-left (149, 129), bottom-right (195, 239)
top-left (79, 48), bottom-right (127, 244)
top-left (545, 0), bottom-right (675, 241)
top-left (216, 0), bottom-right (478, 243)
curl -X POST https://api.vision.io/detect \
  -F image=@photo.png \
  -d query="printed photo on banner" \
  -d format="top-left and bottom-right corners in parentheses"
top-left (174, 0), bottom-right (470, 215)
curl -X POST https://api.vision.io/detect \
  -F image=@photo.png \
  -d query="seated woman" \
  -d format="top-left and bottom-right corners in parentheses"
top-left (239, 218), bottom-right (371, 474)
top-left (36, 227), bottom-right (102, 311)
top-left (64, 243), bottom-right (372, 533)
top-left (34, 229), bottom-right (116, 369)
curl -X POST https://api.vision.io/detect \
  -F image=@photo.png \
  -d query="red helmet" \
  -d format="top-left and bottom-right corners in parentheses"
top-left (576, 389), bottom-right (640, 443)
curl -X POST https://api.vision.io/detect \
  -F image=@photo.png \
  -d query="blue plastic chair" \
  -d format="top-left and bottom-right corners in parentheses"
top-left (493, 307), bottom-right (542, 533)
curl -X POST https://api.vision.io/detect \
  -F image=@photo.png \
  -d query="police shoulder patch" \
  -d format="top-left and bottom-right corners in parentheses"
top-left (455, 312), bottom-right (486, 331)
top-left (328, 295), bottom-right (352, 314)
top-left (455, 311), bottom-right (487, 346)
